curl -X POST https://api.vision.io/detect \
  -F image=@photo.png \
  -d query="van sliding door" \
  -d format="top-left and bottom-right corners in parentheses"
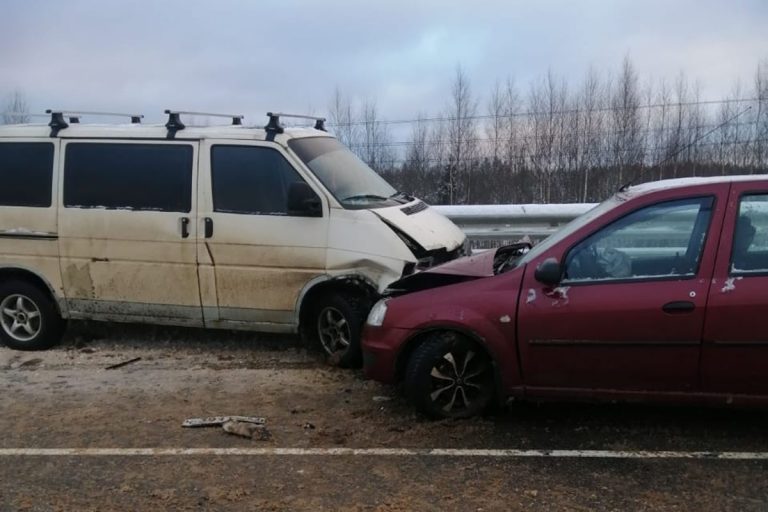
top-left (58, 140), bottom-right (203, 326)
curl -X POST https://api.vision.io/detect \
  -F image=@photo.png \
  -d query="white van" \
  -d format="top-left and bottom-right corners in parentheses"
top-left (0, 110), bottom-right (465, 365)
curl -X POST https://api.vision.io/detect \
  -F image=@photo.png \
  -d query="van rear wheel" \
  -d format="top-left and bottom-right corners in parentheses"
top-left (0, 280), bottom-right (64, 351)
top-left (309, 292), bottom-right (368, 368)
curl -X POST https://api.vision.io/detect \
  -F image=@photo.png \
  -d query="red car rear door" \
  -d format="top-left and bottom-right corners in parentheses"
top-left (701, 182), bottom-right (768, 395)
top-left (517, 185), bottom-right (727, 394)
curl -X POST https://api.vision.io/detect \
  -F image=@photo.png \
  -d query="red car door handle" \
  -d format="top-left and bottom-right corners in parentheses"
top-left (662, 301), bottom-right (696, 313)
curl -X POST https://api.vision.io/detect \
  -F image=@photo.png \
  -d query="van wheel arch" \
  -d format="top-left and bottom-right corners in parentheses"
top-left (0, 268), bottom-right (62, 316)
top-left (298, 277), bottom-right (378, 368)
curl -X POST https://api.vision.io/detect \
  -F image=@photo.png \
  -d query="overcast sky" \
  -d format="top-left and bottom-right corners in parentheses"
top-left (1, 0), bottom-right (766, 126)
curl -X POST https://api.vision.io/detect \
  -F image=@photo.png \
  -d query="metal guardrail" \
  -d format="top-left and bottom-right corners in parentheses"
top-left (433, 203), bottom-right (596, 247)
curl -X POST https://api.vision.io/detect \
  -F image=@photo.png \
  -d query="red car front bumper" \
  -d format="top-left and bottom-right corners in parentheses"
top-left (361, 325), bottom-right (414, 384)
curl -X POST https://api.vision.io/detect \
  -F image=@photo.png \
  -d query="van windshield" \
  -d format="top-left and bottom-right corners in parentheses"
top-left (288, 137), bottom-right (404, 209)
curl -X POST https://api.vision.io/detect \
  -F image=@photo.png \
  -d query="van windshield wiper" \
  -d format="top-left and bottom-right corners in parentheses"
top-left (390, 191), bottom-right (413, 202)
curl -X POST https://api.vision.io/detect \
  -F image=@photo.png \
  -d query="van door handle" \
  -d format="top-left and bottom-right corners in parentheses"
top-left (662, 301), bottom-right (695, 313)
top-left (180, 217), bottom-right (190, 239)
top-left (204, 217), bottom-right (214, 238)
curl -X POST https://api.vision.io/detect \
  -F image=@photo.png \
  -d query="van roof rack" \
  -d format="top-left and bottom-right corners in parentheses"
top-left (45, 110), bottom-right (144, 137)
top-left (164, 110), bottom-right (245, 139)
top-left (265, 112), bottom-right (326, 135)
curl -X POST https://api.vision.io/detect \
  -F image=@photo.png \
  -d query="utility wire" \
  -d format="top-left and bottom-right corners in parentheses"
top-left (346, 120), bottom-right (760, 149)
top-left (329, 97), bottom-right (760, 128)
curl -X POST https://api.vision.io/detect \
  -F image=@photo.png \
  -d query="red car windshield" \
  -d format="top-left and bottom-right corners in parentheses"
top-left (515, 196), bottom-right (622, 268)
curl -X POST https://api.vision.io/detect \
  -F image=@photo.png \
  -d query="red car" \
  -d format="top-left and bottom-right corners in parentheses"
top-left (362, 176), bottom-right (768, 418)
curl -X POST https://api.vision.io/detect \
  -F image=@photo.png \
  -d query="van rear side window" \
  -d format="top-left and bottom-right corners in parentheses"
top-left (64, 143), bottom-right (193, 212)
top-left (0, 142), bottom-right (54, 207)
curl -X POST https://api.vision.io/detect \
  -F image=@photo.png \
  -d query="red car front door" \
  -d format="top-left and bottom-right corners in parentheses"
top-left (517, 186), bottom-right (727, 394)
top-left (701, 183), bottom-right (768, 395)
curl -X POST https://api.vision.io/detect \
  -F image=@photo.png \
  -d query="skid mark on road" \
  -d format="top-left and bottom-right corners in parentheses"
top-left (1, 448), bottom-right (768, 460)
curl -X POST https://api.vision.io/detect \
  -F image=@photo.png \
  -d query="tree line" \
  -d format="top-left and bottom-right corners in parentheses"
top-left (4, 56), bottom-right (768, 206)
top-left (328, 56), bottom-right (768, 205)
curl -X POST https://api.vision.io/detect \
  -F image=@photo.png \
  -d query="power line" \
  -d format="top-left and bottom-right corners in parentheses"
top-left (365, 138), bottom-right (768, 167)
top-left (328, 97), bottom-right (761, 128)
top-left (346, 120), bottom-right (760, 149)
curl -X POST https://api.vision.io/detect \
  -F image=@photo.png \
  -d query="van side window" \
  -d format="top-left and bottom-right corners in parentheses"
top-left (211, 145), bottom-right (307, 215)
top-left (0, 142), bottom-right (54, 207)
top-left (731, 194), bottom-right (768, 275)
top-left (64, 143), bottom-right (193, 212)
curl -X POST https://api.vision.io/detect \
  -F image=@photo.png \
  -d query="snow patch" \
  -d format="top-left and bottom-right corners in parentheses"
top-left (1, 228), bottom-right (54, 236)
top-left (720, 277), bottom-right (743, 293)
top-left (549, 286), bottom-right (571, 306)
top-left (499, 315), bottom-right (511, 324)
top-left (552, 286), bottom-right (570, 301)
top-left (526, 288), bottom-right (537, 304)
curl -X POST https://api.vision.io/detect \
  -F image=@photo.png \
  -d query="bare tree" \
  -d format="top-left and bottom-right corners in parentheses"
top-left (441, 65), bottom-right (478, 204)
top-left (328, 87), bottom-right (358, 151)
top-left (360, 98), bottom-right (393, 171)
top-left (753, 60), bottom-right (768, 172)
top-left (609, 55), bottom-right (643, 187)
top-left (577, 67), bottom-right (605, 201)
top-left (2, 90), bottom-right (30, 124)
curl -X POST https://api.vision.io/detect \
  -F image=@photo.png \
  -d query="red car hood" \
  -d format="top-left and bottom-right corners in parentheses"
top-left (386, 243), bottom-right (529, 296)
top-left (423, 249), bottom-right (497, 277)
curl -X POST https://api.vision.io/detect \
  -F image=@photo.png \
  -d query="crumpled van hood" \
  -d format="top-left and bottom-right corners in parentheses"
top-left (371, 201), bottom-right (465, 252)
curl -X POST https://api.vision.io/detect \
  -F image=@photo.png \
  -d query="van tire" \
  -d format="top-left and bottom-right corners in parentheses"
top-left (405, 332), bottom-right (495, 419)
top-left (0, 280), bottom-right (64, 351)
top-left (308, 292), bottom-right (368, 368)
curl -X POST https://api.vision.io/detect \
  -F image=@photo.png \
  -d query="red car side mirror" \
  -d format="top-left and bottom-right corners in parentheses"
top-left (534, 257), bottom-right (562, 287)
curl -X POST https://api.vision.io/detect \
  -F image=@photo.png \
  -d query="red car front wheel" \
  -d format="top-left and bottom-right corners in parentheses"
top-left (405, 332), bottom-right (495, 419)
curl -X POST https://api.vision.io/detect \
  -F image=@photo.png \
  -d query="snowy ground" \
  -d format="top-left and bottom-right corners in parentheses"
top-left (1, 321), bottom-right (767, 511)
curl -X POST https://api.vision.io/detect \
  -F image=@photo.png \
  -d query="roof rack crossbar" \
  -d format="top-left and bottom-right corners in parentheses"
top-left (165, 110), bottom-right (244, 125)
top-left (265, 112), bottom-right (326, 134)
top-left (45, 110), bottom-right (144, 124)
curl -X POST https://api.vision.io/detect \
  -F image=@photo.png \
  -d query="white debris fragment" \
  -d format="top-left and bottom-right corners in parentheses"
top-left (550, 286), bottom-right (571, 306)
top-left (499, 315), bottom-right (511, 324)
top-left (526, 289), bottom-right (536, 304)
top-left (720, 277), bottom-right (743, 293)
top-left (182, 416), bottom-right (266, 428)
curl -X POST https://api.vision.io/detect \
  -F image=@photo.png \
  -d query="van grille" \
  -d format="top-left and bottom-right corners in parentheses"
top-left (400, 201), bottom-right (428, 215)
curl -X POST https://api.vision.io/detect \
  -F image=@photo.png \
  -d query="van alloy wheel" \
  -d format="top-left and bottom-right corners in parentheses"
top-left (317, 306), bottom-right (351, 355)
top-left (1, 294), bottom-right (42, 342)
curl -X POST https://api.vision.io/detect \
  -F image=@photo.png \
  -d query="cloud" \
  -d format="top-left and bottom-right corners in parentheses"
top-left (1, 0), bottom-right (765, 124)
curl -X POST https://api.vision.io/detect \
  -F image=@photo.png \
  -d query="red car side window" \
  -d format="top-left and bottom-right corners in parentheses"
top-left (731, 194), bottom-right (768, 275)
top-left (563, 197), bottom-right (714, 283)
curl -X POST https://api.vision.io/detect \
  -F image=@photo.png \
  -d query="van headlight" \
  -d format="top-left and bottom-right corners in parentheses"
top-left (367, 299), bottom-right (389, 326)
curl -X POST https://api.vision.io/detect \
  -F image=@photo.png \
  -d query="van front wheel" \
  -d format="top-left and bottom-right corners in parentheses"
top-left (0, 280), bottom-right (64, 351)
top-left (310, 293), bottom-right (368, 368)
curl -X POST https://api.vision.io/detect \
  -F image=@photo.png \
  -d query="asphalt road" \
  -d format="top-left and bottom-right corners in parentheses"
top-left (1, 322), bottom-right (767, 511)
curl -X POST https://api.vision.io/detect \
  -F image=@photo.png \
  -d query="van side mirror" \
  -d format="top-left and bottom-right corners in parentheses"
top-left (287, 182), bottom-right (322, 217)
top-left (534, 258), bottom-right (562, 287)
